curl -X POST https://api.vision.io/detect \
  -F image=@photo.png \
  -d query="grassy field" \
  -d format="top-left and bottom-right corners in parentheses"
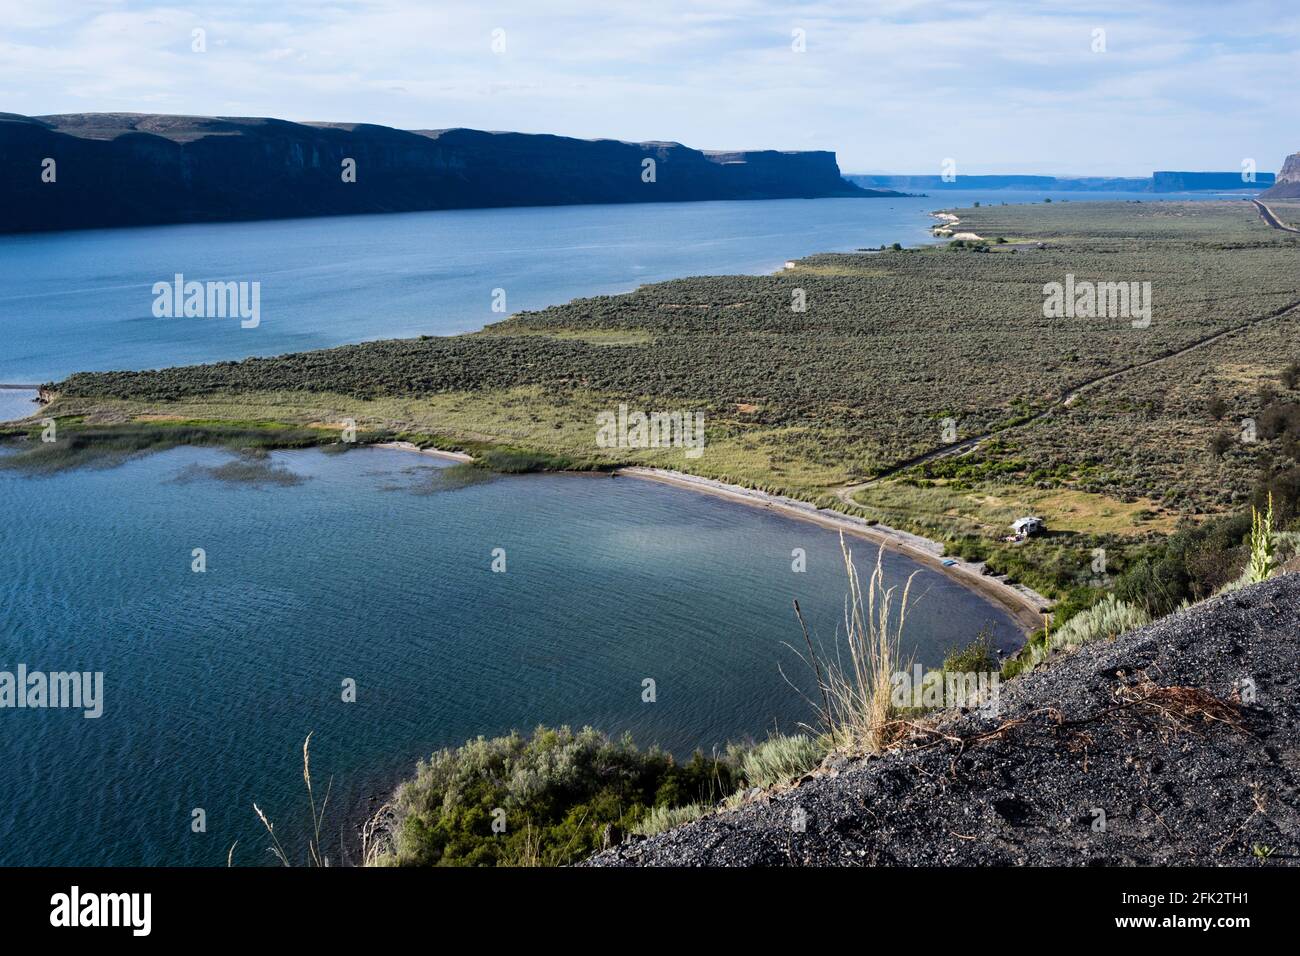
top-left (15, 199), bottom-right (1300, 605)
top-left (1265, 199), bottom-right (1300, 230)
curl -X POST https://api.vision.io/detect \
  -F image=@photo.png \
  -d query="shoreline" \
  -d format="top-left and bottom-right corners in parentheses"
top-left (0, 387), bottom-right (40, 425)
top-left (929, 210), bottom-right (984, 240)
top-left (372, 440), bottom-right (474, 463)
top-left (363, 440), bottom-right (1048, 635)
top-left (615, 466), bottom-right (1049, 635)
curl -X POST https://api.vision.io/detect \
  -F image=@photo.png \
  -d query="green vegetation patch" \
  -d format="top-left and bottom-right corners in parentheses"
top-left (377, 726), bottom-right (739, 867)
top-left (374, 725), bottom-right (831, 866)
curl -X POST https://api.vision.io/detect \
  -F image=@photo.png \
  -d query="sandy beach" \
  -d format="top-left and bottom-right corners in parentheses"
top-left (373, 440), bottom-right (474, 463)
top-left (929, 210), bottom-right (984, 241)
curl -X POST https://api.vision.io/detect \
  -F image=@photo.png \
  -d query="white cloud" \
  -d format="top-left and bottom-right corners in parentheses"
top-left (1, 0), bottom-right (1297, 174)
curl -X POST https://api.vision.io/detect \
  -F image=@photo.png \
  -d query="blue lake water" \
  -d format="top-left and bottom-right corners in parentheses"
top-left (0, 190), bottom-right (1217, 383)
top-left (0, 445), bottom-right (1019, 865)
top-left (0, 191), bottom-right (1243, 865)
top-left (0, 388), bottom-right (38, 423)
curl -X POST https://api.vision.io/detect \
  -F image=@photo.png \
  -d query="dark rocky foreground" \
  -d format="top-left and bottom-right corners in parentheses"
top-left (586, 574), bottom-right (1300, 866)
top-left (0, 112), bottom-right (886, 233)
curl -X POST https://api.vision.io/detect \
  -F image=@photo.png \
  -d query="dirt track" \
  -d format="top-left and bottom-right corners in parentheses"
top-left (834, 267), bottom-right (1300, 508)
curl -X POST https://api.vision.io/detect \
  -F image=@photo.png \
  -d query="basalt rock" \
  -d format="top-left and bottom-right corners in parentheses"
top-left (0, 112), bottom-right (890, 234)
top-left (1261, 152), bottom-right (1300, 199)
top-left (585, 573), bottom-right (1300, 867)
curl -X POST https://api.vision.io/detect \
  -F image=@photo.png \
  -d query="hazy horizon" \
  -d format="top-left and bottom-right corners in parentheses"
top-left (3, 1), bottom-right (1297, 178)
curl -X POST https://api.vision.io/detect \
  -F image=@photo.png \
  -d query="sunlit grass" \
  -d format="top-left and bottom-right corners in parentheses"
top-left (852, 478), bottom-right (1179, 536)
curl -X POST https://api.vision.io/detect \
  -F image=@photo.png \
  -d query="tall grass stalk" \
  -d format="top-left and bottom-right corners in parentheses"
top-left (788, 534), bottom-right (915, 755)
top-left (253, 732), bottom-right (333, 867)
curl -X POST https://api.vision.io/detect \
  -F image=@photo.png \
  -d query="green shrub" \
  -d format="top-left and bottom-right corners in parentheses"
top-left (730, 734), bottom-right (826, 789)
top-left (942, 628), bottom-right (998, 674)
top-left (1023, 595), bottom-right (1150, 672)
top-left (1113, 512), bottom-right (1253, 616)
top-left (632, 802), bottom-right (707, 837)
top-left (377, 726), bottom-right (735, 867)
top-left (1282, 362), bottom-right (1300, 390)
top-left (947, 535), bottom-right (990, 562)
top-left (1208, 430), bottom-right (1233, 459)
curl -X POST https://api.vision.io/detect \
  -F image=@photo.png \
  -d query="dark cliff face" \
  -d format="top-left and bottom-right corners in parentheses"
top-left (1261, 152), bottom-right (1300, 199)
top-left (0, 113), bottom-right (883, 233)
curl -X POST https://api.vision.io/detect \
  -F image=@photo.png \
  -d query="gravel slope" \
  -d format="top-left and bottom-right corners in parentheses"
top-left (586, 574), bottom-right (1300, 866)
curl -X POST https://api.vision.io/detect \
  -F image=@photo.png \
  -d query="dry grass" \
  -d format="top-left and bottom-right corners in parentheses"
top-left (252, 732), bottom-right (333, 867)
top-left (853, 479), bottom-right (1178, 536)
top-left (501, 822), bottom-right (544, 867)
top-left (788, 534), bottom-right (915, 754)
top-left (359, 802), bottom-right (396, 867)
top-left (1112, 679), bottom-right (1246, 736)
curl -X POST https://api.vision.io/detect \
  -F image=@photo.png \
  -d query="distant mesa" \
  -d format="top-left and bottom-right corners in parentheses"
top-left (850, 173), bottom-right (1149, 192)
top-left (849, 172), bottom-right (1275, 193)
top-left (1260, 151), bottom-right (1300, 199)
top-left (0, 112), bottom-right (896, 234)
top-left (1151, 170), bottom-right (1275, 192)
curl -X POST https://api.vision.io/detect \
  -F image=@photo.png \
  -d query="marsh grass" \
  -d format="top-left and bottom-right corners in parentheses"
top-left (0, 422), bottom-right (339, 473)
top-left (786, 534), bottom-right (916, 754)
top-left (408, 461), bottom-right (498, 493)
top-left (472, 446), bottom-right (608, 474)
top-left (171, 451), bottom-right (307, 487)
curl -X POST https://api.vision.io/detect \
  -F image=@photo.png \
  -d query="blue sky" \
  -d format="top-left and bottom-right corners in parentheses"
top-left (2, 0), bottom-right (1297, 175)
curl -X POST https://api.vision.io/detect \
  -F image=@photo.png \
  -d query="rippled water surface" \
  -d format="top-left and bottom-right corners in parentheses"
top-left (0, 446), bottom-right (1020, 865)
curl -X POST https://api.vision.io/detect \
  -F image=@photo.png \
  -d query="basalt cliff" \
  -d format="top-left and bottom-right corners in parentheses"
top-left (1261, 151), bottom-right (1300, 199)
top-left (0, 112), bottom-right (887, 233)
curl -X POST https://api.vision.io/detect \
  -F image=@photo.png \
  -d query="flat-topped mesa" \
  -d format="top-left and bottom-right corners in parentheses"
top-left (1261, 151), bottom-right (1300, 199)
top-left (0, 112), bottom-right (893, 234)
top-left (1151, 170), bottom-right (1276, 191)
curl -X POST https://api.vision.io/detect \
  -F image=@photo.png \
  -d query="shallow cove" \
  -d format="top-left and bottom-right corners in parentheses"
top-left (0, 388), bottom-right (38, 423)
top-left (0, 444), bottom-right (1019, 865)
